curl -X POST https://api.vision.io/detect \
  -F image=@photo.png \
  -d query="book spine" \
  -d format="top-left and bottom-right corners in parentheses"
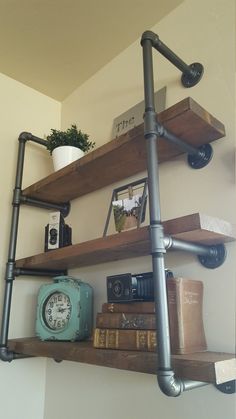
top-left (96, 313), bottom-right (156, 329)
top-left (93, 328), bottom-right (157, 351)
top-left (102, 302), bottom-right (155, 314)
top-left (167, 278), bottom-right (207, 354)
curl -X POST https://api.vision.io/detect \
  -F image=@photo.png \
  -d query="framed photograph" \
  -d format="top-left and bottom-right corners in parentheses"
top-left (103, 178), bottom-right (148, 236)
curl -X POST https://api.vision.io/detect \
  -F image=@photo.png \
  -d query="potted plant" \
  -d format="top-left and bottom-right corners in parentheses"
top-left (46, 124), bottom-right (95, 171)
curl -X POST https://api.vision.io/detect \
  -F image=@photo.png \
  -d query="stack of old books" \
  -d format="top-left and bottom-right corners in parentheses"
top-left (93, 278), bottom-right (207, 355)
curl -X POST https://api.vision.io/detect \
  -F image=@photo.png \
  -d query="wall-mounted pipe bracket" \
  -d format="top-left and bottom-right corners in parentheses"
top-left (198, 244), bottom-right (226, 269)
top-left (216, 380), bottom-right (236, 394)
top-left (164, 237), bottom-right (226, 269)
top-left (141, 31), bottom-right (204, 88)
top-left (181, 62), bottom-right (204, 87)
top-left (187, 144), bottom-right (213, 169)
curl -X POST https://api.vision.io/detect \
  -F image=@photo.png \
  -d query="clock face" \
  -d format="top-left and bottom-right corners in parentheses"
top-left (43, 292), bottom-right (72, 330)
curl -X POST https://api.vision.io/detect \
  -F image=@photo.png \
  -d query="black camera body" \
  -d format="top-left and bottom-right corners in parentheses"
top-left (44, 212), bottom-right (72, 252)
top-left (107, 270), bottom-right (173, 303)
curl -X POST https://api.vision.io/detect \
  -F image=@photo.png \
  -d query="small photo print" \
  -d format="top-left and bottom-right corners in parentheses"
top-left (112, 193), bottom-right (146, 232)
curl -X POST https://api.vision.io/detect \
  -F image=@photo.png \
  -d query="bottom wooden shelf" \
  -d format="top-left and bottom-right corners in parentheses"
top-left (8, 338), bottom-right (235, 385)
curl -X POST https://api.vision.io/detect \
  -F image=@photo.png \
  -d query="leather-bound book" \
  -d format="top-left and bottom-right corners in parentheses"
top-left (102, 302), bottom-right (155, 314)
top-left (93, 329), bottom-right (157, 351)
top-left (167, 277), bottom-right (207, 354)
top-left (96, 312), bottom-right (156, 330)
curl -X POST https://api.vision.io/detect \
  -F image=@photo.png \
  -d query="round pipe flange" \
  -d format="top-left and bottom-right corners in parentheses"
top-left (188, 144), bottom-right (213, 169)
top-left (216, 380), bottom-right (236, 394)
top-left (198, 244), bottom-right (226, 269)
top-left (181, 62), bottom-right (204, 87)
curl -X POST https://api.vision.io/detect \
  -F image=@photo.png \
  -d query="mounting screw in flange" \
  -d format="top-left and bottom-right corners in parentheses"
top-left (216, 380), bottom-right (236, 394)
top-left (181, 62), bottom-right (204, 87)
top-left (198, 244), bottom-right (226, 269)
top-left (188, 144), bottom-right (213, 169)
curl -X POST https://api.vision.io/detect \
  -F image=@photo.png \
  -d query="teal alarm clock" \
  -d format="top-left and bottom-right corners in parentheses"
top-left (36, 276), bottom-right (93, 341)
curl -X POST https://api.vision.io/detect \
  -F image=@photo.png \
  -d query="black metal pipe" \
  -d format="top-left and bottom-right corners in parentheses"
top-left (164, 236), bottom-right (213, 256)
top-left (0, 137), bottom-right (27, 359)
top-left (141, 31), bottom-right (204, 88)
top-left (19, 132), bottom-right (47, 147)
top-left (158, 124), bottom-right (200, 156)
top-left (142, 31), bottom-right (194, 77)
top-left (14, 268), bottom-right (68, 277)
top-left (142, 34), bottom-right (207, 396)
top-left (20, 195), bottom-right (70, 218)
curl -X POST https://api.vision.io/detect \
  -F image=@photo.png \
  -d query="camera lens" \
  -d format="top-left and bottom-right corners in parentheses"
top-left (112, 280), bottom-right (123, 297)
top-left (49, 228), bottom-right (58, 245)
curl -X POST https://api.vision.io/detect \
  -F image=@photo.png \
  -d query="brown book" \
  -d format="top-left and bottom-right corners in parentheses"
top-left (102, 302), bottom-right (155, 314)
top-left (167, 277), bottom-right (207, 354)
top-left (93, 328), bottom-right (157, 351)
top-left (96, 312), bottom-right (156, 330)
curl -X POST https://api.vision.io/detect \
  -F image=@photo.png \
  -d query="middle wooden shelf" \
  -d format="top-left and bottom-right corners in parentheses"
top-left (16, 213), bottom-right (236, 271)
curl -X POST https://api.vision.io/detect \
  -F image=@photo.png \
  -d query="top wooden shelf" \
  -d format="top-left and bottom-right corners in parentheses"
top-left (22, 97), bottom-right (225, 204)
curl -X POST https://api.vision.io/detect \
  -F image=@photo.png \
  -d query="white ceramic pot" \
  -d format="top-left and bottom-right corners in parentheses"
top-left (52, 146), bottom-right (84, 171)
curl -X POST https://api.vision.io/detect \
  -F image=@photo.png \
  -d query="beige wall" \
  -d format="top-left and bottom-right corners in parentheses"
top-left (0, 72), bottom-right (60, 419)
top-left (44, 0), bottom-right (235, 418)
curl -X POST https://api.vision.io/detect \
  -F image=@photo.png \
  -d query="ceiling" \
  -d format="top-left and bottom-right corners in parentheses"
top-left (0, 0), bottom-right (183, 101)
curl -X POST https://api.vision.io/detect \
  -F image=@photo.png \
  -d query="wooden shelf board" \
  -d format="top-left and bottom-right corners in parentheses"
top-left (8, 338), bottom-right (236, 385)
top-left (22, 97), bottom-right (225, 204)
top-left (15, 213), bottom-right (236, 271)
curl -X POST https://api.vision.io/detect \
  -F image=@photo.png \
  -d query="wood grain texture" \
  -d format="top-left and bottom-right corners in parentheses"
top-left (22, 97), bottom-right (225, 204)
top-left (8, 338), bottom-right (235, 384)
top-left (15, 213), bottom-right (236, 271)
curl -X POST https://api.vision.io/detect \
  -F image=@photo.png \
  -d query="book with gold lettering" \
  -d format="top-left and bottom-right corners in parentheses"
top-left (93, 328), bottom-right (157, 351)
top-left (96, 312), bottom-right (156, 330)
top-left (167, 278), bottom-right (207, 354)
top-left (101, 302), bottom-right (155, 314)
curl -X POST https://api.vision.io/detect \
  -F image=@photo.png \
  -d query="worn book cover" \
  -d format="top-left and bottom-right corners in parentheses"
top-left (167, 277), bottom-right (207, 354)
top-left (102, 302), bottom-right (155, 314)
top-left (96, 312), bottom-right (156, 330)
top-left (93, 328), bottom-right (157, 351)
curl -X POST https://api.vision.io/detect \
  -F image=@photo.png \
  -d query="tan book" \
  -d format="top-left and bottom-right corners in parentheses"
top-left (167, 277), bottom-right (207, 354)
top-left (102, 302), bottom-right (155, 314)
top-left (93, 328), bottom-right (157, 351)
top-left (96, 312), bottom-right (156, 330)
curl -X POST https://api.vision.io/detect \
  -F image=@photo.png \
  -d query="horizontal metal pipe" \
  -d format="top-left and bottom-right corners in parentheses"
top-left (15, 268), bottom-right (67, 277)
top-left (164, 236), bottom-right (214, 256)
top-left (29, 134), bottom-right (47, 146)
top-left (152, 37), bottom-right (194, 77)
top-left (159, 125), bottom-right (200, 156)
top-left (20, 195), bottom-right (70, 217)
top-left (141, 31), bottom-right (194, 77)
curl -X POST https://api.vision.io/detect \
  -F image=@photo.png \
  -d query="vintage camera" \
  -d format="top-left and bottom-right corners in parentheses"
top-left (44, 212), bottom-right (72, 252)
top-left (107, 270), bottom-right (173, 303)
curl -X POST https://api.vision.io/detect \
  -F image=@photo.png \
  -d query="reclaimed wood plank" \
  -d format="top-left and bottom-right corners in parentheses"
top-left (8, 338), bottom-right (236, 384)
top-left (15, 213), bottom-right (236, 271)
top-left (22, 97), bottom-right (225, 204)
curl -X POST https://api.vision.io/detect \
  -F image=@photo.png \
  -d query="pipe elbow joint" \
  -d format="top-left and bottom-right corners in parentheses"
top-left (18, 132), bottom-right (33, 143)
top-left (157, 370), bottom-right (183, 397)
top-left (0, 346), bottom-right (14, 362)
top-left (141, 31), bottom-right (159, 46)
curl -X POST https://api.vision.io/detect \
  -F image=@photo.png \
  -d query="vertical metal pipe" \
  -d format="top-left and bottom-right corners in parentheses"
top-left (0, 139), bottom-right (26, 347)
top-left (142, 39), bottom-right (172, 370)
top-left (142, 39), bottom-right (155, 111)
